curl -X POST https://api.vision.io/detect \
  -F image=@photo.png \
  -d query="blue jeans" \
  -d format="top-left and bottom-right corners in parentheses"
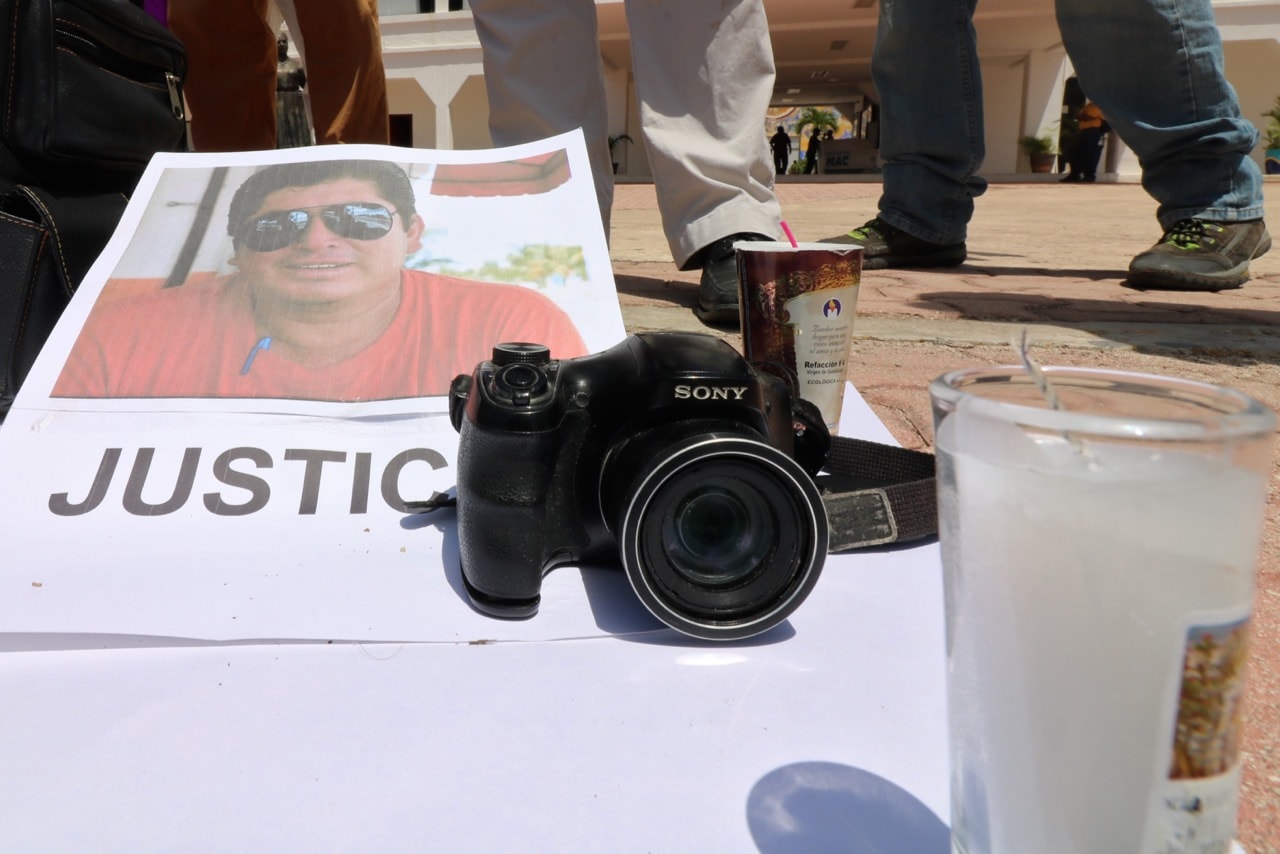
top-left (874, 0), bottom-right (1265, 243)
top-left (874, 0), bottom-right (986, 245)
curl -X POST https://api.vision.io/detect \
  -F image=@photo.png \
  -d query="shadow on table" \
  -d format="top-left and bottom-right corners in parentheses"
top-left (578, 565), bottom-right (800, 646)
top-left (746, 761), bottom-right (949, 853)
top-left (613, 273), bottom-right (697, 309)
top-left (416, 506), bottom-right (798, 646)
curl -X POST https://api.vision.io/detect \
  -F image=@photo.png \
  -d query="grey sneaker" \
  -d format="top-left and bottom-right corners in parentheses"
top-left (822, 218), bottom-right (966, 270)
top-left (1126, 218), bottom-right (1271, 292)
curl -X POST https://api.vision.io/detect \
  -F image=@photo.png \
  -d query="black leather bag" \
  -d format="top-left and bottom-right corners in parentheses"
top-left (0, 185), bottom-right (127, 413)
top-left (0, 0), bottom-right (186, 415)
top-left (0, 0), bottom-right (188, 194)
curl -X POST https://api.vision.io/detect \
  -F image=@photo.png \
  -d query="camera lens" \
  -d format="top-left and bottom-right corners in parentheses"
top-left (612, 431), bottom-right (828, 641)
top-left (663, 480), bottom-right (771, 585)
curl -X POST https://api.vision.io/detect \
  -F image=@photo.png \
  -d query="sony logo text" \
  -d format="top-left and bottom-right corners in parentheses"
top-left (674, 384), bottom-right (749, 401)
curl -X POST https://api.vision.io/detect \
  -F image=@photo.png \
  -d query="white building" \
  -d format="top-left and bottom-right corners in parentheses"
top-left (373, 0), bottom-right (1280, 178)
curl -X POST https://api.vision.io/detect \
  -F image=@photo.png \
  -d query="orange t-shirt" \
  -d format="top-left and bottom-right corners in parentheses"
top-left (53, 269), bottom-right (588, 402)
top-left (1077, 103), bottom-right (1105, 131)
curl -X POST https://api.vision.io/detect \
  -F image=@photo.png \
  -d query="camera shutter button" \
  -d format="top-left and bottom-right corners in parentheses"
top-left (494, 362), bottom-right (547, 406)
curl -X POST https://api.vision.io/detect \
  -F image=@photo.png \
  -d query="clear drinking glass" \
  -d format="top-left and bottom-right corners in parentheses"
top-left (930, 365), bottom-right (1275, 853)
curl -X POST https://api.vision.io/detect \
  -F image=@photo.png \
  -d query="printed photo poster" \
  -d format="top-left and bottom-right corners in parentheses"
top-left (21, 134), bottom-right (623, 417)
top-left (0, 134), bottom-right (634, 648)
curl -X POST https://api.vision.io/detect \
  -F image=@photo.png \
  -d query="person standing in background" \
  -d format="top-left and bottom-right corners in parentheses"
top-left (803, 128), bottom-right (821, 174)
top-left (169, 1), bottom-right (389, 152)
top-left (276, 31), bottom-right (313, 149)
top-left (1060, 100), bottom-right (1107, 183)
top-left (770, 126), bottom-right (793, 175)
top-left (469, 0), bottom-right (784, 327)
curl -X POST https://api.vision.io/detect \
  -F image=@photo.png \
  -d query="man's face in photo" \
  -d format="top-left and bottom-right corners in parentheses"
top-left (232, 177), bottom-right (425, 312)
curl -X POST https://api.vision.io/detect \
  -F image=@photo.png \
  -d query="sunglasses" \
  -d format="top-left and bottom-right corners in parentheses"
top-left (237, 202), bottom-right (399, 252)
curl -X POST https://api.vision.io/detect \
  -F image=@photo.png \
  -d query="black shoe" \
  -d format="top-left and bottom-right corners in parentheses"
top-left (821, 218), bottom-right (966, 270)
top-left (1060, 173), bottom-right (1081, 183)
top-left (693, 232), bottom-right (771, 326)
top-left (1125, 218), bottom-right (1271, 292)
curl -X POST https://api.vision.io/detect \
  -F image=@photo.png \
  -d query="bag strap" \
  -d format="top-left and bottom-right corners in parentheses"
top-left (816, 435), bottom-right (937, 551)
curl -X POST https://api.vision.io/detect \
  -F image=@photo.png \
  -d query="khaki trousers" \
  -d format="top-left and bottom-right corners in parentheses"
top-left (470, 0), bottom-right (782, 266)
top-left (169, 0), bottom-right (388, 151)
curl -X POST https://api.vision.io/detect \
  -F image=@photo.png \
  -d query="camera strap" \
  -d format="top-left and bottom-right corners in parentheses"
top-left (405, 437), bottom-right (938, 554)
top-left (816, 436), bottom-right (937, 552)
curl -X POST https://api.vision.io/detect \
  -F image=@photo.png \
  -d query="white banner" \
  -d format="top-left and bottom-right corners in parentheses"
top-left (0, 133), bottom-right (630, 647)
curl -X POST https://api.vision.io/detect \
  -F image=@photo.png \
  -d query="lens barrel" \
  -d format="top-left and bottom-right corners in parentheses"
top-left (612, 431), bottom-right (828, 640)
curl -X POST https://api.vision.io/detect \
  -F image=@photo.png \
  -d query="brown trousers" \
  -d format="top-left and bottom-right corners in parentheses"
top-left (169, 0), bottom-right (389, 151)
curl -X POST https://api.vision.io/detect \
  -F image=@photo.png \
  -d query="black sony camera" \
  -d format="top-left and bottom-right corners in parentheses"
top-left (448, 332), bottom-right (831, 641)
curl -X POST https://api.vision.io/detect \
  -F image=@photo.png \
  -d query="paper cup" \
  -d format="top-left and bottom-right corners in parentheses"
top-left (736, 242), bottom-right (862, 431)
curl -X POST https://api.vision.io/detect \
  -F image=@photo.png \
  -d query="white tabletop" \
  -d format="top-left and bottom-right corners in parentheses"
top-left (0, 388), bottom-right (951, 852)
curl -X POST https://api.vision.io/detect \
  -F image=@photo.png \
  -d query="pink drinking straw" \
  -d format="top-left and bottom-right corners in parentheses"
top-left (780, 220), bottom-right (799, 248)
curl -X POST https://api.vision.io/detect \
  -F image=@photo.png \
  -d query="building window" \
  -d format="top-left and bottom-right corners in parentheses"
top-left (377, 0), bottom-right (467, 12)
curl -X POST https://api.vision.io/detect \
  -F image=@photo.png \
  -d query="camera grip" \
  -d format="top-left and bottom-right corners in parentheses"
top-left (454, 421), bottom-right (572, 613)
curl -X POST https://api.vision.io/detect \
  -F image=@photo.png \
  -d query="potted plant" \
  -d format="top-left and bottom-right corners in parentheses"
top-left (1261, 96), bottom-right (1280, 175)
top-left (1018, 133), bottom-right (1057, 173)
top-left (1263, 124), bottom-right (1280, 175)
top-left (608, 134), bottom-right (633, 174)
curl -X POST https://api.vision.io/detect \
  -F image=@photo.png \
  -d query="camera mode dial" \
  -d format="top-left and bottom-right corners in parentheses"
top-left (491, 342), bottom-right (552, 367)
top-left (488, 343), bottom-right (554, 408)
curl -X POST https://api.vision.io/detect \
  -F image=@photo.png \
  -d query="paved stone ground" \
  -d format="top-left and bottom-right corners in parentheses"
top-left (609, 178), bottom-right (1280, 852)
